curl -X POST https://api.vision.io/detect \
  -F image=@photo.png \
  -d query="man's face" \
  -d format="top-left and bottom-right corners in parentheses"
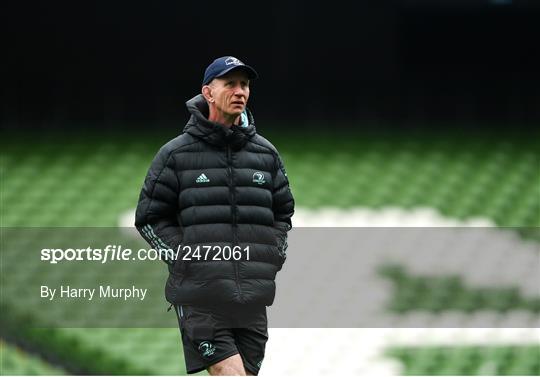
top-left (206, 70), bottom-right (250, 117)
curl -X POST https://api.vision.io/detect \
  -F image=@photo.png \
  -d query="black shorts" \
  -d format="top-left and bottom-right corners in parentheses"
top-left (173, 304), bottom-right (268, 375)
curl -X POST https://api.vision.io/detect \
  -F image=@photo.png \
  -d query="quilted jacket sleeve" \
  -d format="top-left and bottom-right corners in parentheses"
top-left (135, 146), bottom-right (183, 266)
top-left (272, 153), bottom-right (295, 263)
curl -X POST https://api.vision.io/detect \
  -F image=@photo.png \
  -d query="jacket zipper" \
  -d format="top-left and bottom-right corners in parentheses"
top-left (227, 145), bottom-right (243, 301)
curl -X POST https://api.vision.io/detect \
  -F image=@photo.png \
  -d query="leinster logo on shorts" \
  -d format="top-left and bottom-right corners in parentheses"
top-left (198, 341), bottom-right (216, 358)
top-left (252, 172), bottom-right (265, 185)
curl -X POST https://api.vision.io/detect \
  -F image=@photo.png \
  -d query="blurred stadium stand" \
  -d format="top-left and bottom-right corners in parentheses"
top-left (2, 132), bottom-right (538, 375)
top-left (2, 1), bottom-right (538, 130)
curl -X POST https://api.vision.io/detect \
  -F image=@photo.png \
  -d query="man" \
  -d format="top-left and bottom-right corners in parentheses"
top-left (135, 56), bottom-right (294, 375)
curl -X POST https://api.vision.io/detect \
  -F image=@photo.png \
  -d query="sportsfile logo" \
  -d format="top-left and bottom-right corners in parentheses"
top-left (40, 244), bottom-right (251, 263)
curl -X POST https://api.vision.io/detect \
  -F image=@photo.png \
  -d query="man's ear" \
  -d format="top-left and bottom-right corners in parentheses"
top-left (202, 85), bottom-right (214, 103)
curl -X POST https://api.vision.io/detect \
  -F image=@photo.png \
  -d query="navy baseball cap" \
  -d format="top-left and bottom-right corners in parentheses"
top-left (202, 56), bottom-right (258, 86)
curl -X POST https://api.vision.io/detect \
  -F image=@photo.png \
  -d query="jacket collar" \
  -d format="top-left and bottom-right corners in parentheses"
top-left (184, 94), bottom-right (256, 149)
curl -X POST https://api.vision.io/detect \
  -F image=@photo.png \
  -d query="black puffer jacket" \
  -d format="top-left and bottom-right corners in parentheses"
top-left (135, 94), bottom-right (294, 306)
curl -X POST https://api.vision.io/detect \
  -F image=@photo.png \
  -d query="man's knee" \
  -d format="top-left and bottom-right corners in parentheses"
top-left (208, 354), bottom-right (246, 376)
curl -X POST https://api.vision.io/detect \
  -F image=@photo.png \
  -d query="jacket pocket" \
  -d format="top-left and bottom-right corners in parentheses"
top-left (171, 246), bottom-right (190, 275)
top-left (272, 228), bottom-right (288, 266)
top-left (165, 274), bottom-right (180, 304)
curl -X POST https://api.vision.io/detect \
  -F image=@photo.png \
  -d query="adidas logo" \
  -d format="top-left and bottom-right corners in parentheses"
top-left (196, 173), bottom-right (210, 183)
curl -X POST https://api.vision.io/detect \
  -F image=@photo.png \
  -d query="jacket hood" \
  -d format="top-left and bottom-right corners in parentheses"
top-left (184, 94), bottom-right (257, 149)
